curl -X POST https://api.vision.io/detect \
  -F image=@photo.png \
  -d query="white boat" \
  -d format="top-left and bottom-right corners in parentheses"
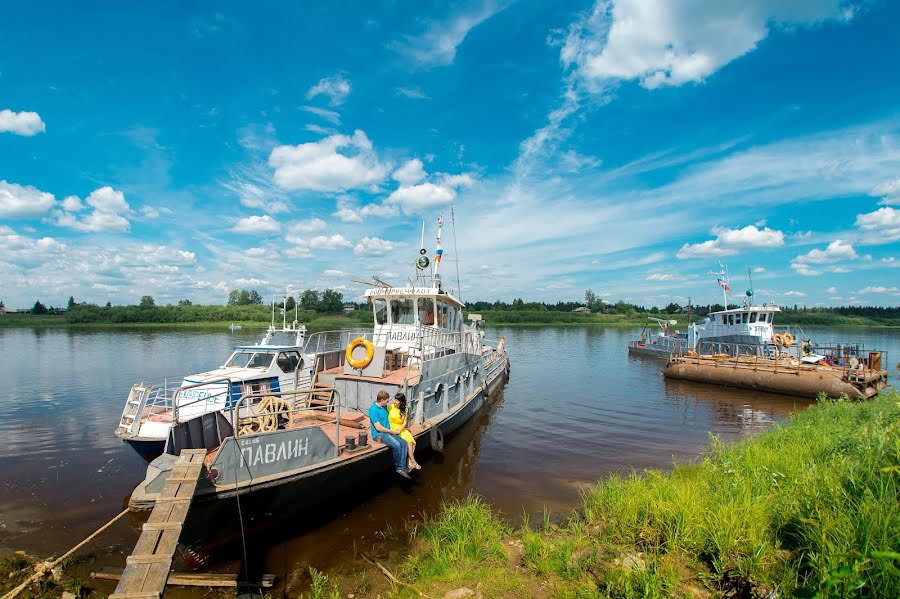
top-left (627, 318), bottom-right (685, 357)
top-left (116, 315), bottom-right (311, 458)
top-left (228, 323), bottom-right (242, 331)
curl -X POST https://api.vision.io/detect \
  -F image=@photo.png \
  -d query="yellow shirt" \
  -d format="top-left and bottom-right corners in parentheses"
top-left (388, 403), bottom-right (415, 444)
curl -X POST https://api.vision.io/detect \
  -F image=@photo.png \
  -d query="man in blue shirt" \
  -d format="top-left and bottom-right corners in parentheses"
top-left (369, 389), bottom-right (410, 479)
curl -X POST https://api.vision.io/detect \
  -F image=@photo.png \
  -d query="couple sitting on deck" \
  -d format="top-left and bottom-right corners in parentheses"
top-left (369, 390), bottom-right (421, 480)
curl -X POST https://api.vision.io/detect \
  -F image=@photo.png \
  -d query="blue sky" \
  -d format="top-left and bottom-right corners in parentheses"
top-left (1, 0), bottom-right (899, 309)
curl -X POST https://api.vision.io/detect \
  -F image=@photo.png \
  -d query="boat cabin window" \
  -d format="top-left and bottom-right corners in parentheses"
top-left (276, 351), bottom-right (301, 373)
top-left (418, 298), bottom-right (435, 326)
top-left (391, 299), bottom-right (416, 325)
top-left (749, 312), bottom-right (758, 323)
top-left (436, 300), bottom-right (449, 329)
top-left (374, 299), bottom-right (388, 325)
top-left (741, 313), bottom-right (748, 324)
top-left (761, 313), bottom-right (770, 323)
top-left (727, 314), bottom-right (734, 325)
top-left (227, 351), bottom-right (274, 369)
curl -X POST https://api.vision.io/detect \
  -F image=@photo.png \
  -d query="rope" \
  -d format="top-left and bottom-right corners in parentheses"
top-left (2, 508), bottom-right (130, 599)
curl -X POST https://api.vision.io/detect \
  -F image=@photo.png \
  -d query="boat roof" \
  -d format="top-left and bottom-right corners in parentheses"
top-left (232, 345), bottom-right (302, 351)
top-left (711, 304), bottom-right (781, 315)
top-left (365, 286), bottom-right (465, 309)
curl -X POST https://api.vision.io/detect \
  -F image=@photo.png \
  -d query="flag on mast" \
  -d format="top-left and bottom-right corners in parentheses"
top-left (717, 277), bottom-right (731, 292)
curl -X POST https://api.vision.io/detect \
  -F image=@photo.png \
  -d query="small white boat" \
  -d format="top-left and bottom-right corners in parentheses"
top-left (116, 315), bottom-right (311, 458)
top-left (228, 323), bottom-right (242, 331)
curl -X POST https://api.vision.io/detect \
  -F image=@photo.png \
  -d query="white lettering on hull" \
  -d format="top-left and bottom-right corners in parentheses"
top-left (240, 437), bottom-right (310, 467)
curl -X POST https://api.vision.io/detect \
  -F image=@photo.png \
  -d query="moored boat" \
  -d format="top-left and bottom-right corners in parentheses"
top-left (115, 318), bottom-right (311, 459)
top-left (128, 215), bottom-right (511, 514)
top-left (627, 318), bottom-right (685, 358)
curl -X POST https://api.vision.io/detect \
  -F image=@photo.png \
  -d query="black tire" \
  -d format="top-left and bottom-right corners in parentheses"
top-left (430, 425), bottom-right (444, 453)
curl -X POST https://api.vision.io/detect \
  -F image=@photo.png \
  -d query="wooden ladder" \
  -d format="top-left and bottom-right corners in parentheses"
top-left (109, 449), bottom-right (206, 599)
top-left (308, 381), bottom-right (335, 412)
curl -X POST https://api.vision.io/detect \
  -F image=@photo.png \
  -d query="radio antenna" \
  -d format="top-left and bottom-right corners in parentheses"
top-left (451, 205), bottom-right (462, 301)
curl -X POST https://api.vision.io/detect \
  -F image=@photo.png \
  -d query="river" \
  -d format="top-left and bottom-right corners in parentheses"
top-left (0, 325), bottom-right (896, 593)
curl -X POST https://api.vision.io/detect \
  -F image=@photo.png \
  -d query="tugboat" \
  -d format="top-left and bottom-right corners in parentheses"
top-left (115, 301), bottom-right (310, 459)
top-left (128, 214), bottom-right (510, 512)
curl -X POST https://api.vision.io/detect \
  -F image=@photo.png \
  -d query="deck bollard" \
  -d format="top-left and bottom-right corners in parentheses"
top-left (357, 432), bottom-right (368, 447)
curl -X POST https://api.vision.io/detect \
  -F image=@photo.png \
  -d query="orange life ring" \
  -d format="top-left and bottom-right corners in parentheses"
top-left (772, 333), bottom-right (784, 347)
top-left (346, 337), bottom-right (375, 370)
top-left (782, 333), bottom-right (794, 347)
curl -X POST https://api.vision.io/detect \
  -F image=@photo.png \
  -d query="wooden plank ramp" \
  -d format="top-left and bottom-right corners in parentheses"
top-left (110, 449), bottom-right (207, 599)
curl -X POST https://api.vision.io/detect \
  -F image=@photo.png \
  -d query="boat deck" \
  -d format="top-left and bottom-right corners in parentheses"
top-left (319, 363), bottom-right (422, 386)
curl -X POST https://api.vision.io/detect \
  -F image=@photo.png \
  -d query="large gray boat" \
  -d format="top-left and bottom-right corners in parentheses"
top-left (129, 216), bottom-right (510, 511)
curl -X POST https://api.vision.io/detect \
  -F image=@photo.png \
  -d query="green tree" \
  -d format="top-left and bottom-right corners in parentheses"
top-left (32, 300), bottom-right (48, 315)
top-left (178, 299), bottom-right (192, 306)
top-left (139, 295), bottom-right (156, 308)
top-left (584, 289), bottom-right (596, 307)
top-left (285, 296), bottom-right (296, 311)
top-left (300, 290), bottom-right (320, 311)
top-left (247, 290), bottom-right (263, 305)
top-left (105, 301), bottom-right (112, 308)
top-left (227, 289), bottom-right (264, 306)
top-left (67, 295), bottom-right (76, 309)
top-left (318, 289), bottom-right (344, 313)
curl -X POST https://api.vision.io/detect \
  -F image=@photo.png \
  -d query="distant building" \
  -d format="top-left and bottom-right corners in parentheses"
top-left (572, 306), bottom-right (591, 313)
top-left (341, 302), bottom-right (357, 314)
top-left (0, 306), bottom-right (18, 315)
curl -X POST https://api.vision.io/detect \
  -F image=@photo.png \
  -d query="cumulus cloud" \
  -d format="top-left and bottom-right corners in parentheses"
top-left (790, 240), bottom-right (859, 276)
top-left (306, 74), bottom-right (351, 106)
top-left (61, 196), bottom-right (83, 212)
top-left (676, 225), bottom-right (785, 259)
top-left (54, 186), bottom-right (132, 233)
top-left (0, 180), bottom-right (57, 218)
top-left (269, 130), bottom-right (390, 192)
top-left (783, 290), bottom-right (807, 297)
top-left (855, 207), bottom-right (900, 242)
top-left (858, 286), bottom-right (900, 294)
top-left (308, 234), bottom-right (352, 250)
top-left (354, 236), bottom-right (398, 256)
top-left (563, 0), bottom-right (854, 90)
top-left (1, 225), bottom-right (66, 264)
top-left (233, 215), bottom-right (281, 234)
top-left (393, 159), bottom-right (427, 185)
top-left (0, 109), bottom-right (46, 136)
top-left (392, 2), bottom-right (506, 67)
top-left (287, 217), bottom-right (327, 234)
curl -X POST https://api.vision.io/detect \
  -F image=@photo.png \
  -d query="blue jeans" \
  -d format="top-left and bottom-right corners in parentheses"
top-left (379, 432), bottom-right (408, 472)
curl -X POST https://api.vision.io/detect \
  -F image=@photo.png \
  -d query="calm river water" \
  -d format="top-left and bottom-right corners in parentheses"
top-left (0, 325), bottom-right (896, 593)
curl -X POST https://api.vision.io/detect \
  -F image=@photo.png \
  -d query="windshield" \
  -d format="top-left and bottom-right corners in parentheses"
top-left (226, 351), bottom-right (274, 369)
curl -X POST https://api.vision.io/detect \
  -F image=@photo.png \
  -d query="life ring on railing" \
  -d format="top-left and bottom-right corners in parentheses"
top-left (346, 337), bottom-right (375, 370)
top-left (782, 333), bottom-right (794, 347)
top-left (772, 333), bottom-right (784, 347)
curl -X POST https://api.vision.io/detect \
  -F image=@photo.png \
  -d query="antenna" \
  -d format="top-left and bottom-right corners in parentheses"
top-left (433, 214), bottom-right (444, 289)
top-left (708, 262), bottom-right (729, 308)
top-left (451, 205), bottom-right (462, 300)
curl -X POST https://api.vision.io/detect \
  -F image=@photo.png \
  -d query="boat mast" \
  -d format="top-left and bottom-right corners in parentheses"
top-left (709, 262), bottom-right (729, 308)
top-left (433, 214), bottom-right (444, 290)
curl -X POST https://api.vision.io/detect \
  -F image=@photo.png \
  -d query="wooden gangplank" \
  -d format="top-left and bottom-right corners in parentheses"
top-left (110, 449), bottom-right (207, 599)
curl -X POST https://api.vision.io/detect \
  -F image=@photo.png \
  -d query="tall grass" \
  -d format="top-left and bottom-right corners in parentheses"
top-left (578, 392), bottom-right (900, 597)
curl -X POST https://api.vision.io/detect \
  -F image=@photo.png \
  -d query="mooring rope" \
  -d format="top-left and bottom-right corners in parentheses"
top-left (1, 507), bottom-right (130, 599)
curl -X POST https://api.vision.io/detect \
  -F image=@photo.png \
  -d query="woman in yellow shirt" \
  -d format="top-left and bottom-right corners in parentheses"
top-left (388, 392), bottom-right (421, 470)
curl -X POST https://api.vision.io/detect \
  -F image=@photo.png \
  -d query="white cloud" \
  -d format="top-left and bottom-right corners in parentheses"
top-left (287, 217), bottom-right (327, 234)
top-left (563, 0), bottom-right (853, 90)
top-left (387, 182), bottom-right (456, 213)
top-left (269, 130), bottom-right (390, 192)
top-left (301, 105), bottom-right (341, 125)
top-left (1, 225), bottom-right (66, 264)
top-left (827, 287), bottom-right (837, 294)
top-left (676, 225), bottom-right (784, 259)
top-left (0, 180), bottom-right (56, 218)
top-left (858, 286), bottom-right (900, 294)
top-left (233, 215), bottom-right (281, 234)
top-left (354, 236), bottom-right (398, 256)
top-left (646, 273), bottom-right (675, 281)
top-left (790, 240), bottom-right (859, 276)
top-left (0, 109), bottom-right (46, 136)
top-left (752, 267), bottom-right (766, 273)
top-left (306, 74), bottom-right (351, 106)
top-left (140, 205), bottom-right (160, 219)
top-left (393, 159), bottom-right (427, 185)
top-left (222, 167), bottom-right (291, 214)
top-left (333, 198), bottom-right (364, 223)
top-left (559, 150), bottom-right (602, 172)
top-left (783, 290), bottom-right (807, 297)
top-left (395, 86), bottom-right (429, 100)
top-left (61, 196), bottom-right (83, 212)
top-left (855, 207), bottom-right (900, 242)
top-left (439, 173), bottom-right (476, 188)
top-left (323, 269), bottom-right (346, 277)
top-left (308, 234), bottom-right (352, 250)
top-left (392, 2), bottom-right (505, 67)
top-left (361, 202), bottom-right (400, 218)
top-left (54, 186), bottom-right (132, 233)
top-left (870, 178), bottom-right (900, 205)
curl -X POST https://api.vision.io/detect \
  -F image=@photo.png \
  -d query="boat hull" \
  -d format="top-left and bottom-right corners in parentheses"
top-left (122, 437), bottom-right (166, 460)
top-left (663, 358), bottom-right (888, 399)
top-left (627, 345), bottom-right (674, 359)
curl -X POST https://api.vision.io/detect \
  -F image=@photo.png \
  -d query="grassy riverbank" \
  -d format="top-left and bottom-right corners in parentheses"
top-left (336, 392), bottom-right (900, 598)
top-left (0, 313), bottom-right (368, 330)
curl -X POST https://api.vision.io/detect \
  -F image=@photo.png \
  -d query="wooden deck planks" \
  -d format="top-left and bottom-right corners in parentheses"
top-left (109, 450), bottom-right (206, 599)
